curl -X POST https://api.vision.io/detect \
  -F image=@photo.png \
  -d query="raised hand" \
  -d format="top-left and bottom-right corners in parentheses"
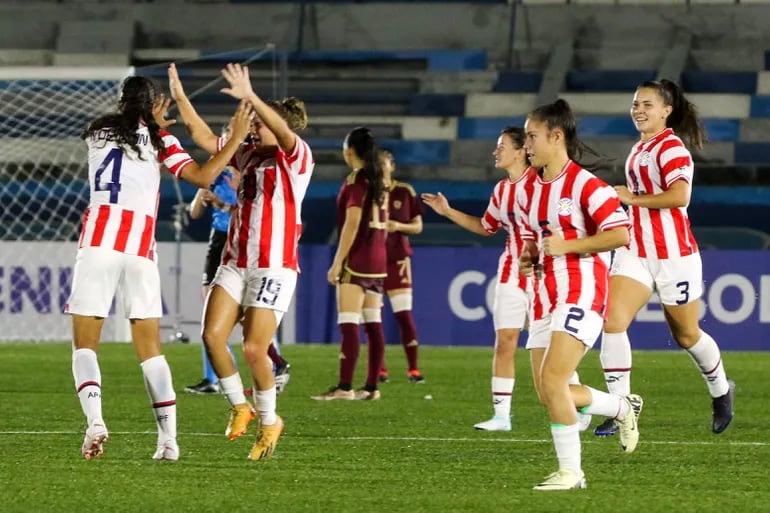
top-left (151, 94), bottom-right (176, 129)
top-left (220, 63), bottom-right (255, 100)
top-left (229, 100), bottom-right (253, 143)
top-left (167, 63), bottom-right (186, 101)
top-left (421, 192), bottom-right (451, 216)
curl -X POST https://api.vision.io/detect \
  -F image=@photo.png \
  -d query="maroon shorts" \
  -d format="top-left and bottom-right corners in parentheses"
top-left (340, 269), bottom-right (385, 294)
top-left (384, 256), bottom-right (413, 292)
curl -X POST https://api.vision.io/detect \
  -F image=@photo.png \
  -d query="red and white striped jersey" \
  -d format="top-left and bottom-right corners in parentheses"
top-left (515, 161), bottom-right (629, 318)
top-left (480, 168), bottom-right (535, 290)
top-left (625, 128), bottom-right (698, 259)
top-left (79, 127), bottom-right (194, 260)
top-left (217, 135), bottom-right (314, 271)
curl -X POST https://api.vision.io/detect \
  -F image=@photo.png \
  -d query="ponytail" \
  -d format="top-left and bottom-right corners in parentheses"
top-left (344, 126), bottom-right (385, 207)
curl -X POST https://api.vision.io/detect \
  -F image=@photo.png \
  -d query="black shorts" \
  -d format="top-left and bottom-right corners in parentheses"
top-left (202, 229), bottom-right (227, 286)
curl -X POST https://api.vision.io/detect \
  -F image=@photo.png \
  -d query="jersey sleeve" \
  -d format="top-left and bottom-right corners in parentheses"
top-left (405, 184), bottom-right (424, 219)
top-left (159, 130), bottom-right (195, 177)
top-left (657, 138), bottom-right (693, 189)
top-left (480, 184), bottom-right (502, 234)
top-left (581, 176), bottom-right (630, 232)
top-left (276, 135), bottom-right (313, 176)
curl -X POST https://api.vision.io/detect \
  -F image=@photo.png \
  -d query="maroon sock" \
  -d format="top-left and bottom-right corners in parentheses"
top-left (364, 322), bottom-right (386, 388)
top-left (267, 343), bottom-right (287, 367)
top-left (338, 323), bottom-right (361, 388)
top-left (395, 310), bottom-right (420, 371)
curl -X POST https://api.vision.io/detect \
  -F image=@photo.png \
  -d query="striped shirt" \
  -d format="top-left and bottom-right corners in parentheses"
top-left (515, 161), bottom-right (629, 318)
top-left (625, 128), bottom-right (698, 259)
top-left (217, 135), bottom-right (314, 271)
top-left (480, 168), bottom-right (535, 289)
top-left (79, 127), bottom-right (194, 261)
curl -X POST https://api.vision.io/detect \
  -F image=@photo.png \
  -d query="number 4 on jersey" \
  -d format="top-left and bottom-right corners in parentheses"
top-left (94, 148), bottom-right (123, 203)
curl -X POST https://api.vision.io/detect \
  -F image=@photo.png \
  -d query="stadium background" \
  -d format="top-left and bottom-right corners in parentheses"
top-left (1, 0), bottom-right (769, 346)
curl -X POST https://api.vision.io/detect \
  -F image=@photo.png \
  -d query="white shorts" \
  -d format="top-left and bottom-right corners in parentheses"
top-left (492, 280), bottom-right (529, 331)
top-left (65, 246), bottom-right (162, 319)
top-left (212, 264), bottom-right (297, 322)
top-left (524, 304), bottom-right (604, 349)
top-left (611, 247), bottom-right (703, 305)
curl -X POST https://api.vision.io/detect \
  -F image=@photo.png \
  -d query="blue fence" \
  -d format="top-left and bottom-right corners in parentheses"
top-left (295, 245), bottom-right (770, 350)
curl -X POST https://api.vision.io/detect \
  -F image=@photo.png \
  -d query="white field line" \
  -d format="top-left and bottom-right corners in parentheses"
top-left (0, 430), bottom-right (767, 447)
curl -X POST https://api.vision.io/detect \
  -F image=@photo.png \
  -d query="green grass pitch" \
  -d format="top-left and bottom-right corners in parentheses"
top-left (0, 342), bottom-right (768, 513)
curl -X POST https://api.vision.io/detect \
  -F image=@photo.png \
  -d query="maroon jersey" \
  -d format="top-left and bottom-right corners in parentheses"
top-left (336, 169), bottom-right (388, 277)
top-left (385, 180), bottom-right (422, 263)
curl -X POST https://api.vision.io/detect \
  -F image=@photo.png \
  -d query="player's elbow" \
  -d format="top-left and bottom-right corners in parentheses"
top-left (614, 227), bottom-right (630, 248)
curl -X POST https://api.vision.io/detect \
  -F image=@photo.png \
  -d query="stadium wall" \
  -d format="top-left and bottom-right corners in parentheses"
top-left (3, 242), bottom-right (768, 349)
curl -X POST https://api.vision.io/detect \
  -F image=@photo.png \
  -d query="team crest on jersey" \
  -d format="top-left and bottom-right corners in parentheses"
top-left (557, 197), bottom-right (573, 216)
top-left (639, 151), bottom-right (651, 166)
top-left (393, 200), bottom-right (402, 209)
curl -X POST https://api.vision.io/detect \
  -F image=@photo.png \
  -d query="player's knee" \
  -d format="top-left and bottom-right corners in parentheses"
top-left (672, 328), bottom-right (701, 349)
top-left (604, 313), bottom-right (632, 334)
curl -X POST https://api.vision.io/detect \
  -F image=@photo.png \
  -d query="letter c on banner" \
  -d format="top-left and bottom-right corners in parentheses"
top-left (448, 270), bottom-right (487, 321)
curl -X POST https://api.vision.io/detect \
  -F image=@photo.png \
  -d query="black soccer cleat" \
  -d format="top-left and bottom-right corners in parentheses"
top-left (712, 378), bottom-right (735, 434)
top-left (593, 417), bottom-right (619, 437)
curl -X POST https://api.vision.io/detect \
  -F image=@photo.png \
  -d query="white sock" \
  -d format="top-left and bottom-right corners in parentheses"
top-left (581, 386), bottom-right (630, 419)
top-left (72, 348), bottom-right (103, 426)
top-left (551, 423), bottom-right (581, 474)
top-left (491, 376), bottom-right (514, 419)
top-left (255, 386), bottom-right (278, 426)
top-left (686, 331), bottom-right (729, 397)
top-left (140, 355), bottom-right (177, 441)
top-left (601, 332), bottom-right (632, 396)
top-left (568, 371), bottom-right (580, 385)
top-left (220, 373), bottom-right (247, 406)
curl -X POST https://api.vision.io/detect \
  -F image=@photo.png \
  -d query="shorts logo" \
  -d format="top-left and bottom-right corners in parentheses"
top-left (393, 200), bottom-right (402, 210)
top-left (557, 197), bottom-right (573, 216)
top-left (639, 151), bottom-right (650, 166)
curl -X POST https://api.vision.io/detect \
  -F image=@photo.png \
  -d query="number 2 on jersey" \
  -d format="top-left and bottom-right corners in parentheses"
top-left (94, 148), bottom-right (123, 203)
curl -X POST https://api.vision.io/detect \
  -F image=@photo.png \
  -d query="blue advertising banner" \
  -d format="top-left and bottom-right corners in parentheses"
top-left (295, 245), bottom-right (770, 350)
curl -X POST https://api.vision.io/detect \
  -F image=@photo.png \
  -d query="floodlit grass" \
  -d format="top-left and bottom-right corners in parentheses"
top-left (0, 342), bottom-right (767, 513)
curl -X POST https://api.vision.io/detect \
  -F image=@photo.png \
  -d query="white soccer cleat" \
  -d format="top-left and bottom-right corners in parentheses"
top-left (473, 416), bottom-right (511, 432)
top-left (152, 438), bottom-right (179, 461)
top-left (81, 422), bottom-right (109, 460)
top-left (617, 394), bottom-right (644, 453)
top-left (577, 411), bottom-right (593, 432)
top-left (533, 469), bottom-right (587, 491)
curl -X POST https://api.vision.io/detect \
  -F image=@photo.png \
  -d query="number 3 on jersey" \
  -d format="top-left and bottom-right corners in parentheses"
top-left (94, 148), bottom-right (123, 203)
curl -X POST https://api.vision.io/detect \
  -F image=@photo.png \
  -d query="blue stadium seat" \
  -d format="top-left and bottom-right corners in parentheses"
top-left (681, 71), bottom-right (757, 94)
top-left (492, 71), bottom-right (542, 93)
top-left (457, 117), bottom-right (527, 139)
top-left (749, 95), bottom-right (770, 118)
top-left (408, 94), bottom-right (466, 116)
top-left (565, 70), bottom-right (656, 92)
top-left (305, 138), bottom-right (450, 165)
top-left (734, 142), bottom-right (770, 164)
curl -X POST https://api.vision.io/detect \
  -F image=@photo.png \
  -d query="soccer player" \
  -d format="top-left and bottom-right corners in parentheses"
top-left (169, 62), bottom-right (314, 460)
top-left (67, 75), bottom-right (250, 461)
top-left (422, 126), bottom-right (534, 431)
top-left (311, 127), bottom-right (388, 401)
top-left (184, 160), bottom-right (291, 396)
top-left (516, 99), bottom-right (641, 491)
top-left (377, 149), bottom-right (425, 385)
top-left (593, 79), bottom-right (735, 437)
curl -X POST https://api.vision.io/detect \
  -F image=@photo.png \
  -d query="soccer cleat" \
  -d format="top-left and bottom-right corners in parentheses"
top-left (82, 422), bottom-right (109, 460)
top-left (617, 394), bottom-right (643, 453)
top-left (152, 438), bottom-right (179, 461)
top-left (407, 370), bottom-right (426, 384)
top-left (378, 370), bottom-right (390, 383)
top-left (354, 388), bottom-right (381, 400)
top-left (184, 378), bottom-right (220, 395)
top-left (274, 362), bottom-right (291, 395)
top-left (225, 403), bottom-right (256, 440)
top-left (248, 416), bottom-right (284, 461)
top-left (577, 411), bottom-right (593, 432)
top-left (593, 417), bottom-right (619, 437)
top-left (474, 416), bottom-right (512, 432)
top-left (310, 386), bottom-right (355, 401)
top-left (712, 378), bottom-right (735, 434)
top-left (533, 469), bottom-right (587, 491)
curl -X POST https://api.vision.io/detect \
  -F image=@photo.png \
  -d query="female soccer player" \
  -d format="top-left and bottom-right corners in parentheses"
top-left (68, 75), bottom-right (250, 461)
top-left (594, 79), bottom-right (734, 437)
top-left (422, 126), bottom-right (534, 431)
top-left (516, 99), bottom-right (641, 491)
top-left (377, 149), bottom-right (425, 384)
top-left (311, 127), bottom-right (388, 401)
top-left (170, 62), bottom-right (314, 460)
